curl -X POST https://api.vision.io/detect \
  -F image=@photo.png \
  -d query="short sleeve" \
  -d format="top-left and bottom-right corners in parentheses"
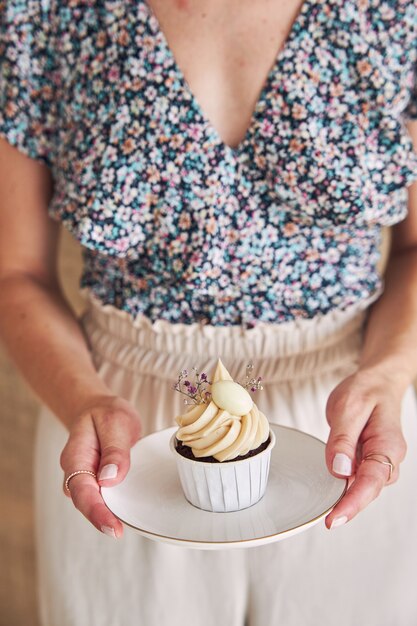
top-left (0, 0), bottom-right (57, 167)
top-left (402, 62), bottom-right (417, 121)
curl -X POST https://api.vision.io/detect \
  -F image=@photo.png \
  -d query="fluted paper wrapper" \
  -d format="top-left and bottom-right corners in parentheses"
top-left (170, 430), bottom-right (276, 512)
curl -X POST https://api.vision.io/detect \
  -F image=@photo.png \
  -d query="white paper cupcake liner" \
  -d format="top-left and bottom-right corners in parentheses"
top-left (170, 430), bottom-right (276, 512)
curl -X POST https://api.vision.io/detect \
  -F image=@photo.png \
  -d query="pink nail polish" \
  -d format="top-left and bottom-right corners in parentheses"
top-left (101, 525), bottom-right (117, 538)
top-left (332, 453), bottom-right (352, 476)
top-left (99, 464), bottom-right (118, 480)
top-left (330, 515), bottom-right (348, 529)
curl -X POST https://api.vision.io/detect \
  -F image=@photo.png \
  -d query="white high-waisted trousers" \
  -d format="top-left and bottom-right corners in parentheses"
top-left (35, 294), bottom-right (417, 626)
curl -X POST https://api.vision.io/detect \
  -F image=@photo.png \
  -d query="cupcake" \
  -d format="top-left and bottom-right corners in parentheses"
top-left (170, 359), bottom-right (276, 512)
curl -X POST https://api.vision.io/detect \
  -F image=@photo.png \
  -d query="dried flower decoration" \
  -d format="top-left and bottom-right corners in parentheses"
top-left (173, 368), bottom-right (212, 405)
top-left (174, 362), bottom-right (263, 406)
top-left (240, 362), bottom-right (264, 393)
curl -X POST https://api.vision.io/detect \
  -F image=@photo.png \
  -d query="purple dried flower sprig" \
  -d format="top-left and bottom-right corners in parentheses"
top-left (240, 362), bottom-right (264, 393)
top-left (173, 367), bottom-right (212, 405)
top-left (174, 362), bottom-right (264, 407)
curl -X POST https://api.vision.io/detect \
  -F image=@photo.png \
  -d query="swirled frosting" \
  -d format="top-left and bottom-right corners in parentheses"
top-left (175, 359), bottom-right (270, 462)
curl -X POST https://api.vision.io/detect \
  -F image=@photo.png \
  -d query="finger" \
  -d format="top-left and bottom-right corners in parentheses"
top-left (325, 388), bottom-right (375, 478)
top-left (325, 456), bottom-right (396, 529)
top-left (326, 412), bottom-right (406, 528)
top-left (60, 417), bottom-right (100, 497)
top-left (68, 474), bottom-right (123, 538)
top-left (61, 417), bottom-right (124, 536)
top-left (94, 409), bottom-right (141, 487)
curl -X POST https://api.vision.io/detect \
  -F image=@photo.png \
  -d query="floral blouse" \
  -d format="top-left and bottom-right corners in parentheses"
top-left (1, 0), bottom-right (417, 326)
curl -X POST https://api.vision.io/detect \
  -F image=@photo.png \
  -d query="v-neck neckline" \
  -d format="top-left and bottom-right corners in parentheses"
top-left (140, 0), bottom-right (318, 156)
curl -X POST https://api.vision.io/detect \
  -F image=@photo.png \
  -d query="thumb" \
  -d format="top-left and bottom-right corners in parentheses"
top-left (325, 386), bottom-right (374, 478)
top-left (95, 408), bottom-right (141, 487)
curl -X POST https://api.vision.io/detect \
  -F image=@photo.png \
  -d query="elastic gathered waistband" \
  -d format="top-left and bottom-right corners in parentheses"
top-left (80, 291), bottom-right (379, 383)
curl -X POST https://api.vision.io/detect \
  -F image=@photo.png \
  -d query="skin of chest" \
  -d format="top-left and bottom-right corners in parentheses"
top-left (145, 0), bottom-right (306, 148)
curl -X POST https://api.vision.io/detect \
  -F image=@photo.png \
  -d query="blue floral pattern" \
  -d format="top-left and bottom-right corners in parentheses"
top-left (1, 0), bottom-right (417, 325)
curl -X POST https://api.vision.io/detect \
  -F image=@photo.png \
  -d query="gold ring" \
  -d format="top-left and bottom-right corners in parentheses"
top-left (361, 454), bottom-right (394, 482)
top-left (65, 470), bottom-right (97, 492)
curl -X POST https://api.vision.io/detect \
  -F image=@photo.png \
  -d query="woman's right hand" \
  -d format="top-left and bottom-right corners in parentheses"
top-left (0, 140), bottom-right (143, 537)
top-left (60, 394), bottom-right (142, 538)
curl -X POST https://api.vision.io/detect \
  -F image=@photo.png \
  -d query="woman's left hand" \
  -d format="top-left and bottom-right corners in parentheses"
top-left (324, 369), bottom-right (407, 529)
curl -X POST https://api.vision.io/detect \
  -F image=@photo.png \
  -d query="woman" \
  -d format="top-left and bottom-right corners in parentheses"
top-left (1, 0), bottom-right (417, 624)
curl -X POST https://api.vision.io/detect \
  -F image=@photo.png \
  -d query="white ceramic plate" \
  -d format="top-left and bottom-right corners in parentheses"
top-left (101, 424), bottom-right (347, 549)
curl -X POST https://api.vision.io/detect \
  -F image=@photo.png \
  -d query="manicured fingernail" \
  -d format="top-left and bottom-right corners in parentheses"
top-left (101, 525), bottom-right (117, 538)
top-left (330, 515), bottom-right (348, 529)
top-left (99, 464), bottom-right (118, 480)
top-left (332, 453), bottom-right (352, 476)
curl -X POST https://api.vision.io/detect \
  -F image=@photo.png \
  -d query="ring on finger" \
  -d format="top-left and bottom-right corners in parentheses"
top-left (361, 453), bottom-right (394, 482)
top-left (64, 470), bottom-right (97, 492)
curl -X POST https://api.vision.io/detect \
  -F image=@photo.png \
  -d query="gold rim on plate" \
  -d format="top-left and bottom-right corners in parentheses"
top-left (103, 424), bottom-right (348, 547)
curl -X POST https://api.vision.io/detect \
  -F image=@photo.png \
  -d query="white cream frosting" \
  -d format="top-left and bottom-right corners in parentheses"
top-left (175, 359), bottom-right (270, 462)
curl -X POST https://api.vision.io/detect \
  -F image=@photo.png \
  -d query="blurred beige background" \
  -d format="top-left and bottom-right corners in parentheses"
top-left (0, 226), bottom-right (410, 625)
